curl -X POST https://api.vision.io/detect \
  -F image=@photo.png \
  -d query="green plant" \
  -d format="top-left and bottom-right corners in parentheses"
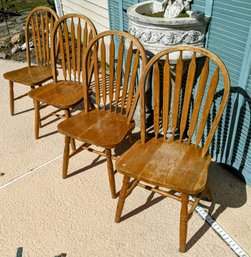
top-left (142, 9), bottom-right (189, 18)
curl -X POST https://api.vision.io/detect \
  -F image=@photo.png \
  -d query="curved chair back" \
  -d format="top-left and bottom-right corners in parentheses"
top-left (25, 6), bottom-right (58, 67)
top-left (51, 13), bottom-right (97, 83)
top-left (82, 30), bottom-right (147, 122)
top-left (139, 46), bottom-right (230, 157)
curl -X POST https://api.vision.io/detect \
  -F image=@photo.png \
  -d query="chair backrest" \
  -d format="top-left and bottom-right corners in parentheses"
top-left (139, 46), bottom-right (230, 157)
top-left (25, 6), bottom-right (58, 67)
top-left (51, 13), bottom-right (97, 83)
top-left (82, 30), bottom-right (147, 122)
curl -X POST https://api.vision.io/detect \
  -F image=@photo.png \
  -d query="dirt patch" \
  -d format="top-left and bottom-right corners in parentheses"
top-left (1, 45), bottom-right (26, 61)
top-left (0, 1), bottom-right (55, 62)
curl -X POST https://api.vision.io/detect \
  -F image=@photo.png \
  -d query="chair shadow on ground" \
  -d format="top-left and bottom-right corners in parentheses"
top-left (66, 153), bottom-right (106, 179)
top-left (37, 116), bottom-right (60, 139)
top-left (186, 161), bottom-right (247, 251)
top-left (184, 85), bottom-right (251, 250)
top-left (16, 247), bottom-right (67, 257)
top-left (119, 190), bottom-right (166, 222)
top-left (14, 106), bottom-right (34, 116)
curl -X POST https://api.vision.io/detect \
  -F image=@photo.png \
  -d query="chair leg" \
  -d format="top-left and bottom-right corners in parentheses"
top-left (62, 135), bottom-right (70, 179)
top-left (64, 109), bottom-right (76, 151)
top-left (34, 99), bottom-right (40, 139)
top-left (179, 193), bottom-right (189, 253)
top-left (115, 175), bottom-right (130, 223)
top-left (105, 148), bottom-right (116, 199)
top-left (9, 80), bottom-right (14, 116)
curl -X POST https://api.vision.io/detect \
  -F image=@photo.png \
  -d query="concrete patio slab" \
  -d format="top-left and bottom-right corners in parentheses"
top-left (0, 60), bottom-right (65, 186)
top-left (0, 153), bottom-right (236, 257)
top-left (0, 59), bottom-right (250, 257)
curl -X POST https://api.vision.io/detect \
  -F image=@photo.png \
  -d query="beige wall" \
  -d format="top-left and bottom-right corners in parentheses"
top-left (61, 0), bottom-right (109, 33)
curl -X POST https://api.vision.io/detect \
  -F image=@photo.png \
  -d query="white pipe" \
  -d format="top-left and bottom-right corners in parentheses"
top-left (54, 0), bottom-right (64, 17)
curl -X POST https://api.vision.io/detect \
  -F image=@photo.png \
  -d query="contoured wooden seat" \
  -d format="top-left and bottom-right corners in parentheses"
top-left (29, 13), bottom-right (97, 139)
top-left (114, 46), bottom-right (230, 252)
top-left (3, 6), bottom-right (58, 115)
top-left (57, 30), bottom-right (147, 198)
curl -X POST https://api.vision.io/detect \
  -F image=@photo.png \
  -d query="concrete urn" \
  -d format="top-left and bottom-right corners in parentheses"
top-left (127, 1), bottom-right (210, 59)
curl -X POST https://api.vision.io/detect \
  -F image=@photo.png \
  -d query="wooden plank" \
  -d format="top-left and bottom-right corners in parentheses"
top-left (154, 62), bottom-right (160, 138)
top-left (109, 35), bottom-right (115, 110)
top-left (115, 37), bottom-right (124, 112)
top-left (77, 19), bottom-right (81, 81)
top-left (179, 53), bottom-right (196, 142)
top-left (50, 16), bottom-right (55, 64)
top-left (121, 41), bottom-right (133, 114)
top-left (93, 42), bottom-right (100, 108)
top-left (59, 26), bottom-right (67, 80)
top-left (126, 49), bottom-right (140, 116)
top-left (187, 57), bottom-right (209, 143)
top-left (172, 51), bottom-right (183, 140)
top-left (64, 20), bottom-right (71, 81)
top-left (162, 56), bottom-right (171, 140)
top-left (45, 13), bottom-right (49, 65)
top-left (83, 21), bottom-right (87, 50)
top-left (196, 67), bottom-right (219, 146)
top-left (40, 12), bottom-right (46, 65)
top-left (101, 37), bottom-right (107, 109)
top-left (35, 13), bottom-right (42, 64)
top-left (71, 18), bottom-right (76, 81)
top-left (31, 17), bottom-right (39, 65)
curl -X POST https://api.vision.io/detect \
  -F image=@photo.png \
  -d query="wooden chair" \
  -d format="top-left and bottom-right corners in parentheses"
top-left (57, 30), bottom-right (147, 198)
top-left (29, 13), bottom-right (97, 139)
top-left (3, 6), bottom-right (58, 116)
top-left (114, 46), bottom-right (230, 252)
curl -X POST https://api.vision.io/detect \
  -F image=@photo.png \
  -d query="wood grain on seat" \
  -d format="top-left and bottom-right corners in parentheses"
top-left (29, 81), bottom-right (83, 108)
top-left (116, 138), bottom-right (211, 195)
top-left (3, 66), bottom-right (53, 86)
top-left (58, 109), bottom-right (135, 148)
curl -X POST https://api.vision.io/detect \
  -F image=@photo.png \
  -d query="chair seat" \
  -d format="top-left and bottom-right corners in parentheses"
top-left (3, 65), bottom-right (53, 86)
top-left (29, 81), bottom-right (83, 108)
top-left (58, 109), bottom-right (135, 148)
top-left (116, 138), bottom-right (212, 195)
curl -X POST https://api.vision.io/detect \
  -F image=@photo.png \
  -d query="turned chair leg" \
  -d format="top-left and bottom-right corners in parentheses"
top-left (115, 175), bottom-right (130, 223)
top-left (179, 193), bottom-right (189, 253)
top-left (105, 148), bottom-right (116, 199)
top-left (9, 80), bottom-right (14, 116)
top-left (64, 109), bottom-right (76, 151)
top-left (34, 99), bottom-right (40, 139)
top-left (62, 135), bottom-right (70, 179)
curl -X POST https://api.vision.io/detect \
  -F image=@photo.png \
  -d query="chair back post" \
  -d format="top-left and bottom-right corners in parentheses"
top-left (139, 46), bottom-right (230, 155)
top-left (51, 13), bottom-right (97, 83)
top-left (25, 6), bottom-right (58, 67)
top-left (82, 30), bottom-right (147, 117)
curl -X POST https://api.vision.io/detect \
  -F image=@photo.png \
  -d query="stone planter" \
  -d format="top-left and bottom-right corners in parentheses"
top-left (128, 1), bottom-right (210, 126)
top-left (127, 1), bottom-right (210, 59)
